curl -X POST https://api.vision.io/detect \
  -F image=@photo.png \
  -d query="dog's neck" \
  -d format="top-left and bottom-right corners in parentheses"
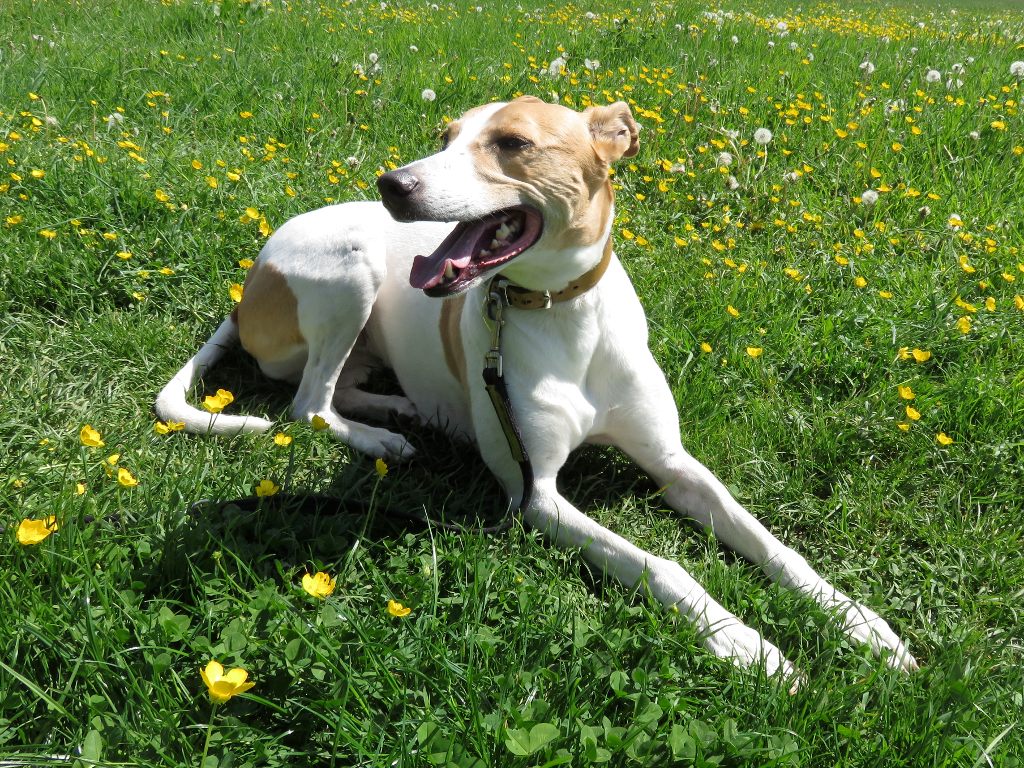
top-left (497, 235), bottom-right (612, 310)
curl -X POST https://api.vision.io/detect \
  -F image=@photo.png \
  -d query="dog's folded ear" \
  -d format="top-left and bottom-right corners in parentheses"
top-left (586, 102), bottom-right (640, 163)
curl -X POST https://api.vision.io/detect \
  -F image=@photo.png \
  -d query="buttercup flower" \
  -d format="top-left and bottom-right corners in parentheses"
top-left (375, 458), bottom-right (389, 478)
top-left (387, 599), bottom-right (412, 617)
top-left (745, 346), bottom-right (763, 358)
top-left (200, 661), bottom-right (255, 703)
top-left (117, 468), bottom-right (139, 488)
top-left (936, 432), bottom-right (953, 446)
top-left (302, 571), bottom-right (337, 599)
top-left (202, 389), bottom-right (235, 413)
top-left (17, 516), bottom-right (59, 545)
top-left (310, 415), bottom-right (329, 431)
top-left (80, 425), bottom-right (105, 448)
top-left (273, 432), bottom-right (293, 447)
top-left (898, 385), bottom-right (915, 400)
top-left (255, 479), bottom-right (280, 497)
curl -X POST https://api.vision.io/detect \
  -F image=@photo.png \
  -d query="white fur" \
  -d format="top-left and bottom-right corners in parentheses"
top-left (157, 101), bottom-right (917, 685)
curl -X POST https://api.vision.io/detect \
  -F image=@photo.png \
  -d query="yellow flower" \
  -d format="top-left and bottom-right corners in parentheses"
top-left (936, 432), bottom-right (953, 446)
top-left (117, 468), bottom-right (139, 487)
top-left (984, 297), bottom-right (995, 312)
top-left (255, 479), bottom-right (280, 497)
top-left (1015, 295), bottom-right (1024, 311)
top-left (956, 316), bottom-right (972, 334)
top-left (116, 250), bottom-right (132, 260)
top-left (154, 189), bottom-right (170, 202)
top-left (700, 342), bottom-right (712, 353)
top-left (898, 385), bottom-right (915, 400)
top-left (273, 432), bottom-right (292, 447)
top-left (38, 229), bottom-right (57, 239)
top-left (79, 424), bottom-right (105, 448)
top-left (301, 571), bottom-right (336, 599)
top-left (375, 458), bottom-right (389, 477)
top-left (202, 388), bottom-right (235, 413)
top-left (310, 415), bottom-right (329, 431)
top-left (17, 516), bottom-right (59, 545)
top-left (228, 283), bottom-right (244, 303)
top-left (911, 348), bottom-right (931, 362)
top-left (205, 175), bottom-right (218, 189)
top-left (906, 405), bottom-right (921, 421)
top-left (75, 482), bottom-right (87, 495)
top-left (726, 305), bottom-right (740, 318)
top-left (853, 276), bottom-right (867, 288)
top-left (745, 346), bottom-right (763, 358)
top-left (154, 420), bottom-right (185, 434)
top-left (897, 422), bottom-right (911, 432)
top-left (239, 111), bottom-right (254, 119)
top-left (387, 599), bottom-right (411, 618)
top-left (238, 258), bottom-right (254, 269)
top-left (200, 661), bottom-right (255, 704)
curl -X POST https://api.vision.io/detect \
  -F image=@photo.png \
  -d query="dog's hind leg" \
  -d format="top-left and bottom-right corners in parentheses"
top-left (331, 344), bottom-right (419, 423)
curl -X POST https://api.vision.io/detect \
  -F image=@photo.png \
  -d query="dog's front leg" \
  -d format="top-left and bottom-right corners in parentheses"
top-left (475, 426), bottom-right (798, 686)
top-left (607, 357), bottom-right (918, 672)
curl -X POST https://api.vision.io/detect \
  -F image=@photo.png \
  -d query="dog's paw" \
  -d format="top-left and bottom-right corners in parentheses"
top-left (840, 603), bottom-right (918, 673)
top-left (704, 622), bottom-right (802, 693)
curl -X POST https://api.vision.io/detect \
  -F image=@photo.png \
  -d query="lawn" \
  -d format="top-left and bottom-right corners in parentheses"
top-left (1, 0), bottom-right (1023, 765)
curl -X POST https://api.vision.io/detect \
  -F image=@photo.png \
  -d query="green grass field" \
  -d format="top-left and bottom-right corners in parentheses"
top-left (2, 0), bottom-right (1024, 765)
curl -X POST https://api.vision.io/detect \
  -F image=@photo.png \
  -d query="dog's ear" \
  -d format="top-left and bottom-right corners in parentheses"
top-left (586, 102), bottom-right (639, 163)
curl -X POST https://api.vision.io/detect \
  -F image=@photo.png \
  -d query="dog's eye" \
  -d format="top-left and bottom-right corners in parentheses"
top-left (495, 135), bottom-right (533, 151)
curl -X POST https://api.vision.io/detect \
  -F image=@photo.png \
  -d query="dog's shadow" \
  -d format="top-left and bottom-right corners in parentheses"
top-left (149, 342), bottom-right (669, 599)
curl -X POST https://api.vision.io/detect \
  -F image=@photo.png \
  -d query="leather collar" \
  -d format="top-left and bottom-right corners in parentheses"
top-left (497, 236), bottom-right (613, 310)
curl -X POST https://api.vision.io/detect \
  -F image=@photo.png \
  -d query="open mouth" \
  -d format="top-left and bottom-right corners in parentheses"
top-left (409, 206), bottom-right (543, 296)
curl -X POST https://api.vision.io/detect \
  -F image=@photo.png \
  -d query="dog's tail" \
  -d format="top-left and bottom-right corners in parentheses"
top-left (155, 316), bottom-right (273, 435)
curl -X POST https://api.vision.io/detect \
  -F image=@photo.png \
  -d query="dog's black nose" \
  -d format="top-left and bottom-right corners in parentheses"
top-left (377, 169), bottom-right (420, 199)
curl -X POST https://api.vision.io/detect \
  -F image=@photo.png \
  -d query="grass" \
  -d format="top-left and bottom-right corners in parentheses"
top-left (2, 0), bottom-right (1023, 765)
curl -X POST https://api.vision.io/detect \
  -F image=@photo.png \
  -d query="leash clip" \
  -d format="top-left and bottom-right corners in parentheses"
top-left (483, 277), bottom-right (509, 378)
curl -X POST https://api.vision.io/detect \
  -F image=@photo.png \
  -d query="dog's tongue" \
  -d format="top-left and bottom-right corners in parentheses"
top-left (409, 219), bottom-right (490, 290)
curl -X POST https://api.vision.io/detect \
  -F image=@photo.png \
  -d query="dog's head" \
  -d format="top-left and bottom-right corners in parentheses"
top-left (378, 96), bottom-right (639, 296)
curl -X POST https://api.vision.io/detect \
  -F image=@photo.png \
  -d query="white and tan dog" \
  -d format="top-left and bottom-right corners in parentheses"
top-left (157, 96), bottom-right (916, 683)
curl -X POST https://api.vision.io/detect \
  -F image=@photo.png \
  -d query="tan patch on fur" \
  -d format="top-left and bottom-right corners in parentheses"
top-left (439, 293), bottom-right (468, 390)
top-left (471, 99), bottom-right (619, 252)
top-left (235, 260), bottom-right (305, 362)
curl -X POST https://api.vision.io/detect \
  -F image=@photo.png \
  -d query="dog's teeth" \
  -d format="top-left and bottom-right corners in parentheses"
top-left (490, 239), bottom-right (501, 249)
top-left (444, 262), bottom-right (455, 280)
top-left (480, 248), bottom-right (492, 257)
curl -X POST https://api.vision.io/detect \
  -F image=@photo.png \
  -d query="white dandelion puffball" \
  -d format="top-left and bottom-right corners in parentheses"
top-left (860, 60), bottom-right (875, 76)
top-left (789, 41), bottom-right (798, 51)
top-left (421, 88), bottom-right (436, 102)
top-left (716, 151), bottom-right (734, 167)
top-left (925, 69), bottom-right (941, 83)
top-left (1011, 61), bottom-right (1024, 78)
top-left (861, 189), bottom-right (879, 206)
top-left (731, 35), bottom-right (739, 45)
top-left (754, 128), bottom-right (773, 145)
top-left (969, 131), bottom-right (980, 140)
top-left (726, 175), bottom-right (739, 190)
top-left (548, 56), bottom-right (566, 77)
top-left (409, 45), bottom-right (418, 53)
top-left (776, 20), bottom-right (788, 32)
top-left (584, 58), bottom-right (599, 71)
top-left (368, 52), bottom-right (379, 64)
top-left (768, 41), bottom-right (775, 48)
top-left (950, 62), bottom-right (964, 74)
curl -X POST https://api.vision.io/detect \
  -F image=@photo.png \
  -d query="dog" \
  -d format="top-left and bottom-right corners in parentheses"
top-left (157, 96), bottom-right (917, 684)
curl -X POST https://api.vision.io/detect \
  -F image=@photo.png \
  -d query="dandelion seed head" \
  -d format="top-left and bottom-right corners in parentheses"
top-left (861, 189), bottom-right (879, 206)
top-left (421, 88), bottom-right (436, 102)
top-left (1011, 61), bottom-right (1024, 78)
top-left (754, 127), bottom-right (773, 145)
top-left (925, 68), bottom-right (941, 83)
